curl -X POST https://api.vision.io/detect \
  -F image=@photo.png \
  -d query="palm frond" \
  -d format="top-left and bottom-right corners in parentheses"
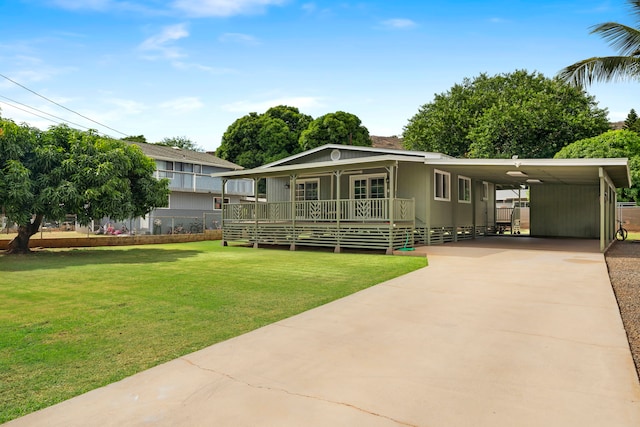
top-left (630, 0), bottom-right (640, 24)
top-left (558, 56), bottom-right (640, 86)
top-left (590, 22), bottom-right (640, 56)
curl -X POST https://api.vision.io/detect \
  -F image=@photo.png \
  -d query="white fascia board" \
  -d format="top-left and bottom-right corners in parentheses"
top-left (212, 155), bottom-right (423, 178)
top-left (425, 157), bottom-right (629, 167)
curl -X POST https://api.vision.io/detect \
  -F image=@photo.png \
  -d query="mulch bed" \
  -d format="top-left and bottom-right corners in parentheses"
top-left (605, 240), bottom-right (640, 381)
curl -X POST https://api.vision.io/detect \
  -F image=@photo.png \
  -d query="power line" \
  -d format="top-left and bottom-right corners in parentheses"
top-left (0, 72), bottom-right (130, 137)
top-left (0, 98), bottom-right (115, 139)
top-left (0, 95), bottom-right (100, 132)
top-left (0, 99), bottom-right (65, 126)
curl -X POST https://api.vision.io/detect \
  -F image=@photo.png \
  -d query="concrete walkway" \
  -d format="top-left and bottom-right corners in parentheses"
top-left (7, 238), bottom-right (640, 426)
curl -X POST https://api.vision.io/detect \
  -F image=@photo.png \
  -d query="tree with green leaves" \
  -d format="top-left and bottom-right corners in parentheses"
top-left (403, 70), bottom-right (610, 158)
top-left (217, 106), bottom-right (312, 169)
top-left (156, 136), bottom-right (203, 152)
top-left (624, 108), bottom-right (640, 132)
top-left (0, 117), bottom-right (170, 254)
top-left (299, 111), bottom-right (371, 151)
top-left (558, 0), bottom-right (640, 86)
top-left (121, 135), bottom-right (147, 143)
top-left (555, 129), bottom-right (640, 203)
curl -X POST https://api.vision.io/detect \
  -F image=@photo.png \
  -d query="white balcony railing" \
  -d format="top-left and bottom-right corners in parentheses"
top-left (156, 170), bottom-right (253, 196)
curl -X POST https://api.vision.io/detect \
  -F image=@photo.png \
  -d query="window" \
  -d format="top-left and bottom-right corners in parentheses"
top-left (434, 170), bottom-right (450, 201)
top-left (458, 176), bottom-right (471, 203)
top-left (350, 174), bottom-right (387, 199)
top-left (483, 182), bottom-right (489, 201)
top-left (214, 197), bottom-right (229, 210)
top-left (295, 179), bottom-right (319, 201)
top-left (160, 161), bottom-right (174, 179)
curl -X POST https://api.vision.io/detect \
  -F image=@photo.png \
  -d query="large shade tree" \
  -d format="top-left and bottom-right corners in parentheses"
top-left (216, 106), bottom-right (312, 169)
top-left (555, 129), bottom-right (640, 203)
top-left (403, 70), bottom-right (610, 158)
top-left (558, 0), bottom-right (640, 86)
top-left (0, 117), bottom-right (170, 254)
top-left (299, 111), bottom-right (371, 151)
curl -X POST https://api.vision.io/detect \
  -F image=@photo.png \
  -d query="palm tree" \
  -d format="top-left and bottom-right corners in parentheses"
top-left (558, 0), bottom-right (640, 86)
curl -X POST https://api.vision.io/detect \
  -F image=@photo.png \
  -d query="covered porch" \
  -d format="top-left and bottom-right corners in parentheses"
top-left (216, 156), bottom-right (418, 253)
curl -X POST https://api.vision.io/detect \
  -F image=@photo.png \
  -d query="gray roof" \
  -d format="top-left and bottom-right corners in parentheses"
top-left (211, 145), bottom-right (631, 189)
top-left (127, 141), bottom-right (243, 170)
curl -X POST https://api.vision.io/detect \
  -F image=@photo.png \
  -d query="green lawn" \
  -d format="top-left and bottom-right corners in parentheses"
top-left (0, 241), bottom-right (425, 423)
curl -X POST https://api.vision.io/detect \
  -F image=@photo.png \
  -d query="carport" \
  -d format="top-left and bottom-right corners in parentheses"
top-left (426, 157), bottom-right (631, 251)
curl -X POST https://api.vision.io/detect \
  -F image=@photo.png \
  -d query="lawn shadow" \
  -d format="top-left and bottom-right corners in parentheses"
top-left (0, 247), bottom-right (203, 271)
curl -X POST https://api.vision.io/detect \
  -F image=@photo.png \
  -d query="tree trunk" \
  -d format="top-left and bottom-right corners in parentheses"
top-left (6, 214), bottom-right (43, 254)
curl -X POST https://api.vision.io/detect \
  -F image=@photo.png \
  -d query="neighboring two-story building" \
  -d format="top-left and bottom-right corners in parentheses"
top-left (121, 142), bottom-right (254, 234)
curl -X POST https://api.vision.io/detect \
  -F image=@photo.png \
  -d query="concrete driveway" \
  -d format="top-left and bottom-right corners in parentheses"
top-left (7, 238), bottom-right (640, 426)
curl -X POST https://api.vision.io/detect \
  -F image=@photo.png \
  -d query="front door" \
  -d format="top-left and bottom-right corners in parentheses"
top-left (350, 174), bottom-right (386, 219)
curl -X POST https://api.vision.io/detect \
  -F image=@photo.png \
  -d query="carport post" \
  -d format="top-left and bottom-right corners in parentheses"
top-left (599, 167), bottom-right (615, 251)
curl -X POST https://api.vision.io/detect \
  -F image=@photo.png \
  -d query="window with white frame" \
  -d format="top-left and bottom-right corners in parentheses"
top-left (483, 181), bottom-right (489, 201)
top-left (458, 176), bottom-right (472, 203)
top-left (434, 169), bottom-right (450, 201)
top-left (295, 179), bottom-right (319, 201)
top-left (349, 174), bottom-right (387, 200)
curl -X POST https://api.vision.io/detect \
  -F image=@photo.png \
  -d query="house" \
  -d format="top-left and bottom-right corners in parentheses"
top-left (122, 142), bottom-right (254, 234)
top-left (212, 144), bottom-right (631, 252)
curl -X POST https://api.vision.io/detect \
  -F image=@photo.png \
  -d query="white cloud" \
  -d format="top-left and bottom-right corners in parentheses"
top-left (301, 2), bottom-right (316, 13)
top-left (49, 0), bottom-right (166, 15)
top-left (172, 0), bottom-right (286, 17)
top-left (380, 18), bottom-right (417, 30)
top-left (139, 24), bottom-right (189, 60)
top-left (107, 98), bottom-right (147, 115)
top-left (172, 61), bottom-right (236, 74)
top-left (50, 0), bottom-right (112, 11)
top-left (219, 33), bottom-right (261, 46)
top-left (222, 96), bottom-right (323, 113)
top-left (160, 97), bottom-right (204, 113)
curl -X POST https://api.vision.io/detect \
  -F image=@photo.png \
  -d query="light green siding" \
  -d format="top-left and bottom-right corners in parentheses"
top-left (396, 163), bottom-right (427, 226)
top-left (474, 181), bottom-right (495, 230)
top-left (530, 184), bottom-right (599, 238)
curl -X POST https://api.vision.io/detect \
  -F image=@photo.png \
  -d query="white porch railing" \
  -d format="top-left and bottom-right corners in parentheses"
top-left (223, 198), bottom-right (414, 223)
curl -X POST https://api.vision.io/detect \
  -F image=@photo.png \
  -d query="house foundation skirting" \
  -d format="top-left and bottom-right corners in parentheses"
top-left (414, 225), bottom-right (483, 245)
top-left (223, 222), bottom-right (415, 251)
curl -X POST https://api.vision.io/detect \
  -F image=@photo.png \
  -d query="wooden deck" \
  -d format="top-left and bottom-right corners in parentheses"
top-left (222, 198), bottom-right (415, 251)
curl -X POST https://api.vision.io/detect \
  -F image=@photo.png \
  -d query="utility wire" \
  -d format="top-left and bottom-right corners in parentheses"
top-left (0, 99), bottom-right (115, 139)
top-left (0, 72), bottom-right (129, 137)
top-left (0, 99), bottom-right (65, 126)
top-left (0, 94), bottom-right (100, 132)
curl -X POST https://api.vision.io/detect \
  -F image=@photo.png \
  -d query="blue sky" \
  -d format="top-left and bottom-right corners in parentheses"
top-left (1, 0), bottom-right (639, 152)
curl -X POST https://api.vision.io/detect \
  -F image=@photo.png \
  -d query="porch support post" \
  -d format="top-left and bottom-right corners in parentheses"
top-left (334, 170), bottom-right (343, 253)
top-left (290, 174), bottom-right (297, 251)
top-left (253, 177), bottom-right (259, 249)
top-left (386, 164), bottom-right (396, 255)
top-left (221, 178), bottom-right (227, 246)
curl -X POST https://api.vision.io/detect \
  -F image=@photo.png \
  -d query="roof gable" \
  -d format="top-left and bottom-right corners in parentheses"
top-left (260, 144), bottom-right (451, 168)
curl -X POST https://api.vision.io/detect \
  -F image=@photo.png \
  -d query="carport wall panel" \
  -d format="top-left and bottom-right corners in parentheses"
top-left (530, 184), bottom-right (599, 238)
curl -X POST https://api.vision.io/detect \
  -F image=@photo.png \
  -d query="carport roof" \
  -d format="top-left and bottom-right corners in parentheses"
top-left (426, 157), bottom-right (631, 188)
